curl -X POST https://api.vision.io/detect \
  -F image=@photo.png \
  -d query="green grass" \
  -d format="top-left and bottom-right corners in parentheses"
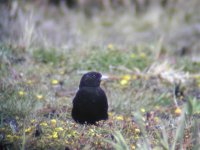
top-left (70, 46), bottom-right (153, 72)
top-left (33, 48), bottom-right (66, 66)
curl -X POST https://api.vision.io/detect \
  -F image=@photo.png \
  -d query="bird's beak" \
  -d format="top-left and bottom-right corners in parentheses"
top-left (101, 75), bottom-right (109, 81)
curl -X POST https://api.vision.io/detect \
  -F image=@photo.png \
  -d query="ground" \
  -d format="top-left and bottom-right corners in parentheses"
top-left (0, 0), bottom-right (200, 149)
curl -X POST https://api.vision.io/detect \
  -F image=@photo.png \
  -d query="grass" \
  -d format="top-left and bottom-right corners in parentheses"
top-left (69, 45), bottom-right (153, 72)
top-left (0, 0), bottom-right (200, 149)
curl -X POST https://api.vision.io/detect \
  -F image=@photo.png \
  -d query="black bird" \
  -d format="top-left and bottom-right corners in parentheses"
top-left (71, 72), bottom-right (108, 124)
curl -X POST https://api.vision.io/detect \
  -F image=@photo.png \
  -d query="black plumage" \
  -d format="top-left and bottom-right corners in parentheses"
top-left (71, 72), bottom-right (108, 124)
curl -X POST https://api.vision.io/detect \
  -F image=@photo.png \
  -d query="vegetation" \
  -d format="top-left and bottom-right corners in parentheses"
top-left (0, 0), bottom-right (200, 149)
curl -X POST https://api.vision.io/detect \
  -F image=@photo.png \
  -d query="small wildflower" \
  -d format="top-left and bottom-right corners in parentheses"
top-left (108, 112), bottom-right (113, 117)
top-left (6, 135), bottom-right (13, 142)
top-left (18, 90), bottom-right (25, 96)
top-left (55, 127), bottom-right (64, 131)
top-left (198, 82), bottom-right (200, 88)
top-left (52, 131), bottom-right (58, 139)
top-left (47, 135), bottom-right (53, 139)
top-left (72, 131), bottom-right (77, 136)
top-left (6, 135), bottom-right (12, 138)
top-left (155, 105), bottom-right (160, 109)
top-left (180, 96), bottom-right (184, 100)
top-left (131, 53), bottom-right (136, 58)
top-left (140, 52), bottom-right (146, 58)
top-left (194, 75), bottom-right (200, 80)
top-left (89, 129), bottom-right (95, 136)
top-left (120, 79), bottom-right (128, 86)
top-left (140, 108), bottom-right (146, 113)
top-left (131, 144), bottom-right (136, 150)
top-left (89, 129), bottom-right (94, 133)
top-left (51, 119), bottom-right (57, 127)
top-left (51, 79), bottom-right (59, 85)
top-left (26, 80), bottom-right (33, 85)
top-left (13, 135), bottom-right (19, 140)
top-left (25, 127), bottom-right (32, 133)
top-left (175, 107), bottom-right (182, 115)
top-left (108, 44), bottom-right (114, 50)
top-left (154, 117), bottom-right (159, 123)
top-left (115, 115), bottom-right (124, 121)
top-left (59, 70), bottom-right (65, 75)
top-left (31, 119), bottom-right (35, 123)
top-left (40, 122), bottom-right (48, 127)
top-left (36, 94), bottom-right (43, 100)
top-left (134, 135), bottom-right (140, 140)
top-left (144, 75), bottom-right (149, 80)
top-left (67, 133), bottom-right (72, 138)
top-left (134, 128), bottom-right (140, 134)
top-left (132, 75), bottom-right (137, 80)
top-left (123, 75), bottom-right (131, 81)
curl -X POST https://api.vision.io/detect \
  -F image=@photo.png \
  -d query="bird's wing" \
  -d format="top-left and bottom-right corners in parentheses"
top-left (95, 88), bottom-right (108, 111)
top-left (73, 87), bottom-right (108, 109)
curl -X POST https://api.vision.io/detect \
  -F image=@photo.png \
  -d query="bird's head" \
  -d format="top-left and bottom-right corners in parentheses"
top-left (79, 72), bottom-right (102, 88)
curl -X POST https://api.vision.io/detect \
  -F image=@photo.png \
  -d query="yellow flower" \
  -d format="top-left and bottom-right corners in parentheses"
top-left (6, 135), bottom-right (13, 141)
top-left (51, 79), bottom-right (59, 85)
top-left (72, 131), bottom-right (77, 136)
top-left (13, 135), bottom-right (20, 139)
top-left (115, 115), bottom-right (124, 121)
top-left (18, 90), bottom-right (25, 96)
top-left (131, 53), bottom-right (136, 58)
top-left (55, 127), bottom-right (64, 131)
top-left (6, 135), bottom-right (12, 138)
top-left (134, 135), bottom-right (140, 140)
top-left (26, 80), bottom-right (33, 85)
top-left (144, 75), bottom-right (149, 80)
top-left (67, 133), bottom-right (72, 138)
top-left (89, 129), bottom-right (94, 133)
top-left (89, 129), bottom-right (95, 136)
top-left (1, 128), bottom-right (5, 131)
top-left (59, 70), bottom-right (65, 75)
top-left (51, 119), bottom-right (57, 127)
top-left (194, 75), bottom-right (200, 79)
top-left (52, 131), bottom-right (58, 139)
top-left (25, 127), bottom-right (32, 133)
top-left (134, 128), bottom-right (140, 134)
top-left (175, 107), bottom-right (182, 115)
top-left (31, 119), bottom-right (35, 123)
top-left (123, 75), bottom-right (131, 81)
top-left (40, 122), bottom-right (48, 127)
top-left (108, 112), bottom-right (113, 117)
top-left (140, 52), bottom-right (146, 58)
top-left (36, 94), bottom-right (43, 100)
top-left (120, 79), bottom-right (128, 86)
top-left (154, 117), bottom-right (159, 123)
top-left (131, 144), bottom-right (136, 150)
top-left (108, 44), bottom-right (114, 50)
top-left (132, 75), bottom-right (137, 80)
top-left (140, 108), bottom-right (146, 113)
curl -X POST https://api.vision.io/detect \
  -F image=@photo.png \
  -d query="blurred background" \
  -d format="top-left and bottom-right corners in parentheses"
top-left (1, 1), bottom-right (200, 149)
top-left (0, 0), bottom-right (200, 55)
